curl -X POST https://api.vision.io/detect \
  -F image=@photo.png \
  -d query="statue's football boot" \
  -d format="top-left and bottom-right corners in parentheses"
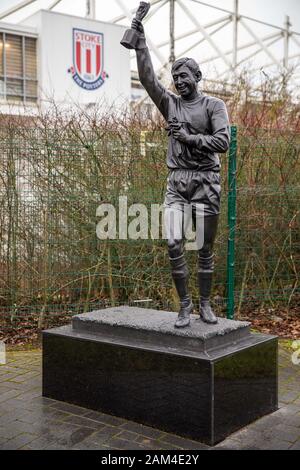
top-left (174, 302), bottom-right (193, 328)
top-left (199, 300), bottom-right (218, 324)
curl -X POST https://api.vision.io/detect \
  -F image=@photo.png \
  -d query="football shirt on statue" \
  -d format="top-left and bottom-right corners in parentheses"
top-left (150, 87), bottom-right (230, 171)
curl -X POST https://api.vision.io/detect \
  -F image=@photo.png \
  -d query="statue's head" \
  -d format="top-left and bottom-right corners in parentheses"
top-left (171, 58), bottom-right (202, 99)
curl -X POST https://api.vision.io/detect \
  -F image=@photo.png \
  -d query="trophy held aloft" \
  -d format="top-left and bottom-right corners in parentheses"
top-left (120, 2), bottom-right (150, 49)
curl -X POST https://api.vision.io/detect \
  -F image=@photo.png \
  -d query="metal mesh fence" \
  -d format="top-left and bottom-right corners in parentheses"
top-left (234, 127), bottom-right (300, 312)
top-left (0, 122), bottom-right (299, 333)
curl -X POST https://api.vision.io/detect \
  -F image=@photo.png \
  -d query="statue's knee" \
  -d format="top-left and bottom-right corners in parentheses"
top-left (198, 246), bottom-right (214, 272)
top-left (199, 242), bottom-right (213, 257)
top-left (167, 239), bottom-right (183, 258)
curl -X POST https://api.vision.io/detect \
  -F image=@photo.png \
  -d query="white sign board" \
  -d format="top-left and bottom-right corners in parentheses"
top-left (23, 10), bottom-right (131, 108)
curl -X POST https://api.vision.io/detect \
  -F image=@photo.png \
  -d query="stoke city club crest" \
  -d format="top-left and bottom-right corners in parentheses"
top-left (69, 28), bottom-right (107, 90)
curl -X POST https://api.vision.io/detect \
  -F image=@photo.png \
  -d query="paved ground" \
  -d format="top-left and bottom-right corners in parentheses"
top-left (0, 347), bottom-right (299, 450)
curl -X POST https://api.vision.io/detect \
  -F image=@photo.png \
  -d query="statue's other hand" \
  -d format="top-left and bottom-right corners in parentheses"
top-left (172, 127), bottom-right (191, 144)
top-left (131, 18), bottom-right (145, 36)
top-left (170, 123), bottom-right (182, 131)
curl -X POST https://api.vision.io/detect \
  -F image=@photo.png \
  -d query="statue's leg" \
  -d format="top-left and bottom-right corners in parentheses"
top-left (164, 205), bottom-right (193, 328)
top-left (196, 214), bottom-right (219, 324)
top-left (191, 171), bottom-right (221, 324)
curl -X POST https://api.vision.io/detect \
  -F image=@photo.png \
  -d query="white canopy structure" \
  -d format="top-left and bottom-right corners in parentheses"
top-left (1, 0), bottom-right (300, 91)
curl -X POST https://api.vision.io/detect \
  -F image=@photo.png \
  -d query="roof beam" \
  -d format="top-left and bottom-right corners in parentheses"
top-left (200, 31), bottom-right (282, 66)
top-left (291, 34), bottom-right (300, 48)
top-left (156, 14), bottom-right (231, 49)
top-left (111, 0), bottom-right (163, 24)
top-left (176, 0), bottom-right (232, 69)
top-left (0, 0), bottom-right (38, 21)
top-left (240, 18), bottom-right (283, 70)
top-left (189, 0), bottom-right (287, 33)
top-left (178, 19), bottom-right (232, 59)
top-left (236, 35), bottom-right (282, 68)
top-left (48, 0), bottom-right (63, 10)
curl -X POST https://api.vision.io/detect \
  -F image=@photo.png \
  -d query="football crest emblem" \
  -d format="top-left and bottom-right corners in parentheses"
top-left (69, 28), bottom-right (107, 90)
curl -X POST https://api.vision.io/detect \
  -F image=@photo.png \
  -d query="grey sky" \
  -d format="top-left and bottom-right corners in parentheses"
top-left (1, 0), bottom-right (300, 78)
top-left (1, 0), bottom-right (299, 31)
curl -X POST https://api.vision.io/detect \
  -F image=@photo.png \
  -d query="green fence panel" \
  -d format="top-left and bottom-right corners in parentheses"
top-left (0, 123), bottom-right (299, 336)
top-left (226, 126), bottom-right (237, 319)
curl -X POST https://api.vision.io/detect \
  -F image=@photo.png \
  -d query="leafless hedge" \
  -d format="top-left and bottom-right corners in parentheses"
top-left (0, 73), bottom-right (299, 329)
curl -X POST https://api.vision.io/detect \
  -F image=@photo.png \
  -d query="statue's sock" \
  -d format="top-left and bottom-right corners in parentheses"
top-left (198, 272), bottom-right (213, 302)
top-left (198, 253), bottom-right (214, 303)
top-left (169, 255), bottom-right (191, 307)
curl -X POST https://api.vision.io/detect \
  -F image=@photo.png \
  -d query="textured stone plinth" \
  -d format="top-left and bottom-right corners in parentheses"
top-left (43, 306), bottom-right (278, 445)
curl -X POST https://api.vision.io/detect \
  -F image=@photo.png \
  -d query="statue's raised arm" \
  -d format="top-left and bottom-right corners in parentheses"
top-left (120, 2), bottom-right (167, 112)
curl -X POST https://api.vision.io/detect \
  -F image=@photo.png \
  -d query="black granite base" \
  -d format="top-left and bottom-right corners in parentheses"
top-left (43, 307), bottom-right (278, 446)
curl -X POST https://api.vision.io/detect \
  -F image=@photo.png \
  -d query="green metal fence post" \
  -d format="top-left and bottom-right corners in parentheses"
top-left (227, 125), bottom-right (237, 319)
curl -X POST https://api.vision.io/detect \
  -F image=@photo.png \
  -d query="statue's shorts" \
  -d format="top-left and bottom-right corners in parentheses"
top-left (164, 169), bottom-right (221, 216)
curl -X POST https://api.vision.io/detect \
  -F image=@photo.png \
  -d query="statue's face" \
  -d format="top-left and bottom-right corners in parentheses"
top-left (172, 65), bottom-right (198, 99)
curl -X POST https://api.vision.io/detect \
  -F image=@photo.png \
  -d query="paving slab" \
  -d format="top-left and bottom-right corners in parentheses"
top-left (0, 346), bottom-right (298, 450)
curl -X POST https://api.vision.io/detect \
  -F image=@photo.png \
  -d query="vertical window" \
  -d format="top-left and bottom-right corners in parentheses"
top-left (0, 33), bottom-right (4, 97)
top-left (0, 32), bottom-right (37, 103)
top-left (6, 34), bottom-right (22, 102)
top-left (25, 37), bottom-right (37, 102)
